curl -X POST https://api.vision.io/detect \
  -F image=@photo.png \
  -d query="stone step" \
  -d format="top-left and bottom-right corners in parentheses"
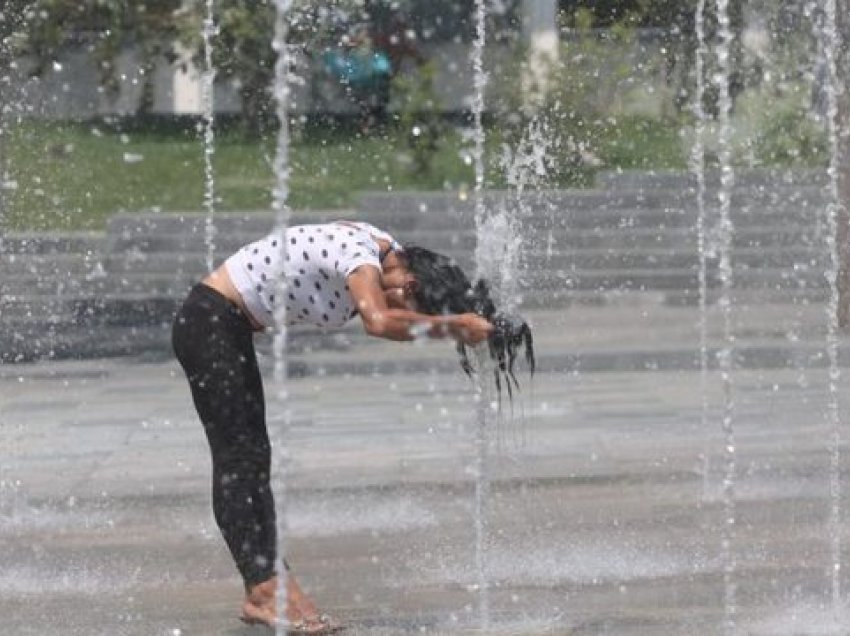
top-left (0, 315), bottom-right (352, 363)
top-left (541, 206), bottom-right (824, 231)
top-left (0, 295), bottom-right (89, 321)
top-left (82, 247), bottom-right (821, 277)
top-left (7, 191), bottom-right (830, 252)
top-left (115, 199), bottom-right (827, 229)
top-left (5, 226), bottom-right (823, 282)
top-left (595, 168), bottom-right (829, 190)
top-left (107, 211), bottom-right (272, 236)
top-left (3, 231), bottom-right (105, 255)
top-left (521, 268), bottom-right (697, 291)
top-left (532, 248), bottom-right (825, 271)
top-left (0, 294), bottom-right (177, 324)
top-left (518, 287), bottom-right (831, 309)
top-left (0, 278), bottom-right (101, 299)
top-left (0, 324), bottom-right (172, 363)
top-left (1, 292), bottom-right (358, 333)
top-left (1, 252), bottom-right (106, 277)
top-left (3, 299), bottom-right (840, 367)
top-left (404, 205), bottom-right (824, 232)
top-left (2, 290), bottom-right (836, 364)
top-left (357, 187), bottom-right (830, 219)
top-left (104, 212), bottom-right (462, 253)
top-left (522, 265), bottom-right (829, 291)
top-left (2, 244), bottom-right (831, 306)
top-left (98, 224), bottom-right (826, 258)
top-left (100, 211), bottom-right (824, 262)
top-left (104, 210), bottom-right (393, 239)
top-left (0, 300), bottom-right (365, 360)
top-left (414, 249), bottom-right (828, 276)
top-left (540, 225), bottom-right (819, 250)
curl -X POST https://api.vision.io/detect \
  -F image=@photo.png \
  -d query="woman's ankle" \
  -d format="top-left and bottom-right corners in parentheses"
top-left (246, 576), bottom-right (278, 604)
top-left (244, 574), bottom-right (328, 625)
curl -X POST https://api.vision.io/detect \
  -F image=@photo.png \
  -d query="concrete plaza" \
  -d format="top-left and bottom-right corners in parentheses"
top-left (3, 302), bottom-right (850, 635)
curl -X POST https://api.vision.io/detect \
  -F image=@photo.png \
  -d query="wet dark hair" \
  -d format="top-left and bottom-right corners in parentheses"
top-left (401, 245), bottom-right (535, 400)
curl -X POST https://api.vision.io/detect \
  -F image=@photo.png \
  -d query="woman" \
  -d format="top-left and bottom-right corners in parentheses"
top-left (172, 220), bottom-right (533, 632)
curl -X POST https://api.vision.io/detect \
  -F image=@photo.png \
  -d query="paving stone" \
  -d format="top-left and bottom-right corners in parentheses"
top-left (2, 352), bottom-right (850, 634)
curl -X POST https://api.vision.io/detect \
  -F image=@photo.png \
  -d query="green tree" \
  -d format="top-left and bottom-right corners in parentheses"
top-left (393, 61), bottom-right (444, 175)
top-left (1, 1), bottom-right (32, 49)
top-left (15, 0), bottom-right (357, 134)
top-left (177, 0), bottom-right (276, 136)
top-left (21, 0), bottom-right (182, 113)
top-left (1, 0), bottom-right (37, 224)
top-left (16, 0), bottom-right (281, 133)
top-left (560, 0), bottom-right (746, 117)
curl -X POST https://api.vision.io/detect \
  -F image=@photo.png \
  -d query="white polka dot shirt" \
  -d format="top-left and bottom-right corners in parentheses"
top-left (224, 221), bottom-right (401, 329)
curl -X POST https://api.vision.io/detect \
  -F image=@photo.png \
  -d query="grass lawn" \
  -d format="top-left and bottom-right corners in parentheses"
top-left (2, 115), bottom-right (687, 231)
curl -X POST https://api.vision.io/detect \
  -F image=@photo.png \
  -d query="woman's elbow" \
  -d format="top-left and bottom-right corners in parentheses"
top-left (361, 311), bottom-right (413, 341)
top-left (360, 312), bottom-right (388, 338)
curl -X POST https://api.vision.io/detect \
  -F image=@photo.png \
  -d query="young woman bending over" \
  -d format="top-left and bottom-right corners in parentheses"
top-left (172, 220), bottom-right (533, 632)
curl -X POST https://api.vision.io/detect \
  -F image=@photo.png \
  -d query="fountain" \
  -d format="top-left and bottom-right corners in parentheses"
top-left (3, 2), bottom-right (850, 634)
top-left (270, 0), bottom-right (295, 633)
top-left (200, 0), bottom-right (217, 273)
top-left (691, 0), bottom-right (710, 502)
top-left (470, 0), bottom-right (491, 628)
top-left (714, 0), bottom-right (739, 631)
top-left (817, 0), bottom-right (845, 618)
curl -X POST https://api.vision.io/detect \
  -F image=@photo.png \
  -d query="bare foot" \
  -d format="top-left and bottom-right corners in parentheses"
top-left (240, 576), bottom-right (278, 627)
top-left (286, 574), bottom-right (322, 624)
top-left (240, 575), bottom-right (341, 633)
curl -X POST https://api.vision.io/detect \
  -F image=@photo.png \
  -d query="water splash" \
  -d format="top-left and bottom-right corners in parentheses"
top-left (0, 16), bottom-right (10, 512)
top-left (470, 0), bottom-right (490, 628)
top-left (714, 0), bottom-right (737, 632)
top-left (270, 1), bottom-right (294, 633)
top-left (0, 82), bottom-right (8, 250)
top-left (475, 209), bottom-right (522, 312)
top-left (413, 538), bottom-right (706, 588)
top-left (470, 1), bottom-right (487, 241)
top-left (496, 115), bottom-right (554, 312)
top-left (817, 0), bottom-right (844, 616)
top-left (287, 494), bottom-right (437, 537)
top-left (472, 348), bottom-right (491, 630)
top-left (690, 0), bottom-right (710, 500)
top-left (200, 0), bottom-right (217, 273)
top-left (0, 564), bottom-right (140, 596)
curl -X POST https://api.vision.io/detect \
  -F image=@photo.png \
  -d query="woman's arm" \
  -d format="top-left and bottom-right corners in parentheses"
top-left (347, 265), bottom-right (493, 344)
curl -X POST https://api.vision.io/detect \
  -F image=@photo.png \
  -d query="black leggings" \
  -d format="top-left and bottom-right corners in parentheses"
top-left (172, 283), bottom-right (276, 588)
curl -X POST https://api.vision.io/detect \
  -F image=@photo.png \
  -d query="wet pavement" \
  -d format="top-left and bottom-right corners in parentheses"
top-left (3, 302), bottom-right (850, 635)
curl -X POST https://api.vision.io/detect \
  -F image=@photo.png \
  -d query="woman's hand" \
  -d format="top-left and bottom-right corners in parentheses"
top-left (450, 313), bottom-right (494, 346)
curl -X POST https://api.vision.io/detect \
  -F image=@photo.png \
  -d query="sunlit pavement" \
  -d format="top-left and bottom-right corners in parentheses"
top-left (3, 304), bottom-right (850, 635)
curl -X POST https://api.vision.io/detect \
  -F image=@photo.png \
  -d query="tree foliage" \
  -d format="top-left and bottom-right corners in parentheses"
top-left (20, 1), bottom-right (182, 111)
top-left (11, 0), bottom-right (835, 128)
top-left (1, 1), bottom-right (33, 50)
top-left (560, 0), bottom-right (747, 116)
top-left (14, 0), bottom-right (351, 132)
top-left (178, 0), bottom-right (277, 135)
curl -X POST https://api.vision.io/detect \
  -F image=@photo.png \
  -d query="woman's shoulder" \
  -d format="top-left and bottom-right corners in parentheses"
top-left (334, 220), bottom-right (401, 250)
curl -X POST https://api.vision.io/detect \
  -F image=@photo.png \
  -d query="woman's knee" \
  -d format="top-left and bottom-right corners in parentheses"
top-left (213, 447), bottom-right (271, 483)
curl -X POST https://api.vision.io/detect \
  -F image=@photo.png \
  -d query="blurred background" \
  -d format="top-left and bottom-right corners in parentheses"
top-left (0, 0), bottom-right (834, 227)
top-left (3, 2), bottom-right (850, 635)
top-left (2, 0), bottom-right (847, 361)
